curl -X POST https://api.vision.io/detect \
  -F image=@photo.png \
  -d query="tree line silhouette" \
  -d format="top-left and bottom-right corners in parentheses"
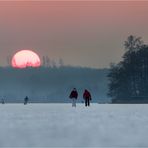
top-left (108, 35), bottom-right (148, 103)
top-left (0, 66), bottom-right (108, 103)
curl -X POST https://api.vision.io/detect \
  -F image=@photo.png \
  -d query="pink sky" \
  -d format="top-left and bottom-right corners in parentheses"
top-left (0, 1), bottom-right (148, 68)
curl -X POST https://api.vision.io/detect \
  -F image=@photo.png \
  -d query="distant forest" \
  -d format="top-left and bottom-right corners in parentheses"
top-left (0, 66), bottom-right (109, 103)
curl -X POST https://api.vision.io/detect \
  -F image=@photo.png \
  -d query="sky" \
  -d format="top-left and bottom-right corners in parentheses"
top-left (0, 1), bottom-right (148, 68)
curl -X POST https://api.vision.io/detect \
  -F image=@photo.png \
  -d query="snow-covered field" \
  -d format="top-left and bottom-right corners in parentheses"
top-left (0, 103), bottom-right (148, 147)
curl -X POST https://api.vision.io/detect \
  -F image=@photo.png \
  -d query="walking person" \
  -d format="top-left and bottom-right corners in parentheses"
top-left (24, 96), bottom-right (29, 105)
top-left (1, 99), bottom-right (5, 104)
top-left (83, 89), bottom-right (92, 107)
top-left (69, 88), bottom-right (78, 107)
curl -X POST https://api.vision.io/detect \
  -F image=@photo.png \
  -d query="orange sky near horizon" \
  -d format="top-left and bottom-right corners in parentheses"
top-left (0, 1), bottom-right (148, 68)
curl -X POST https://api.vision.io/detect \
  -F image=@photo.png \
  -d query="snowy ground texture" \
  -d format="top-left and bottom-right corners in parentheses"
top-left (0, 104), bottom-right (148, 147)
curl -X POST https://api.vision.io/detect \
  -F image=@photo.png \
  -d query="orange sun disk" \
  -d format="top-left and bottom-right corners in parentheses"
top-left (12, 50), bottom-right (41, 68)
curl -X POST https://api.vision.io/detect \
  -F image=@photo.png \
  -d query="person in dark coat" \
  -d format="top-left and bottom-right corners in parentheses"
top-left (83, 89), bottom-right (92, 107)
top-left (24, 96), bottom-right (29, 105)
top-left (69, 88), bottom-right (78, 107)
top-left (1, 99), bottom-right (5, 104)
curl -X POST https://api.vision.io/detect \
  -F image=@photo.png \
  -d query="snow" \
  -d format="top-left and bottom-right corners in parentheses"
top-left (0, 103), bottom-right (148, 147)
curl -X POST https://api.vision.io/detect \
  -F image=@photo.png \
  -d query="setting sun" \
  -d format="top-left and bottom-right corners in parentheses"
top-left (11, 50), bottom-right (41, 68)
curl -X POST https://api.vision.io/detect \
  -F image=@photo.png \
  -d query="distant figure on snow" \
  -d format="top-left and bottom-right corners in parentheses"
top-left (24, 96), bottom-right (29, 105)
top-left (69, 88), bottom-right (78, 107)
top-left (1, 99), bottom-right (5, 104)
top-left (83, 89), bottom-right (92, 107)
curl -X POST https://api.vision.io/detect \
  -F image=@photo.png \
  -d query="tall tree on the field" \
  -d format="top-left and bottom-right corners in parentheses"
top-left (108, 35), bottom-right (145, 103)
top-left (123, 35), bottom-right (143, 97)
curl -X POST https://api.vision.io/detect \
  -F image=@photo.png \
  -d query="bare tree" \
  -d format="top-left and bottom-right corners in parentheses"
top-left (42, 56), bottom-right (51, 67)
top-left (59, 58), bottom-right (64, 67)
top-left (46, 56), bottom-right (51, 67)
top-left (7, 55), bottom-right (12, 66)
top-left (42, 56), bottom-right (46, 67)
top-left (52, 60), bottom-right (57, 68)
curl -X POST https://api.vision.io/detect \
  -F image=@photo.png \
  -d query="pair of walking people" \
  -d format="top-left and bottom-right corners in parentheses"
top-left (69, 88), bottom-right (92, 107)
